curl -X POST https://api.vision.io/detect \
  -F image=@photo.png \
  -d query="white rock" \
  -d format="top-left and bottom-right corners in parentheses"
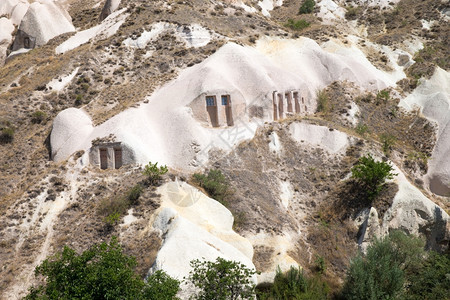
top-left (56, 8), bottom-right (128, 54)
top-left (382, 164), bottom-right (449, 249)
top-left (50, 108), bottom-right (94, 160)
top-left (99, 0), bottom-right (121, 21)
top-left (14, 0), bottom-right (75, 48)
top-left (51, 37), bottom-right (401, 170)
top-left (148, 181), bottom-right (256, 285)
top-left (289, 122), bottom-right (349, 154)
top-left (399, 68), bottom-right (450, 196)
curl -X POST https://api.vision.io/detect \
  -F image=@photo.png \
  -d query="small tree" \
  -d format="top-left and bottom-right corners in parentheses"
top-left (144, 270), bottom-right (180, 300)
top-left (143, 161), bottom-right (168, 185)
top-left (299, 0), bottom-right (315, 14)
top-left (25, 237), bottom-right (180, 299)
top-left (187, 257), bottom-right (256, 300)
top-left (351, 154), bottom-right (397, 199)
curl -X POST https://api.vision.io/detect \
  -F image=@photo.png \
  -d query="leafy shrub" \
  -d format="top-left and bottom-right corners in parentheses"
top-left (314, 255), bottom-right (326, 274)
top-left (187, 257), bottom-right (256, 300)
top-left (25, 237), bottom-right (180, 299)
top-left (192, 169), bottom-right (232, 206)
top-left (31, 110), bottom-right (47, 124)
top-left (0, 127), bottom-right (14, 144)
top-left (351, 154), bottom-right (397, 199)
top-left (376, 90), bottom-right (390, 104)
top-left (261, 266), bottom-right (328, 300)
top-left (404, 251), bottom-right (450, 300)
top-left (380, 133), bottom-right (396, 156)
top-left (341, 236), bottom-right (405, 300)
top-left (299, 0), bottom-right (315, 14)
top-left (144, 270), bottom-right (180, 300)
top-left (341, 231), bottom-right (426, 300)
top-left (284, 19), bottom-right (310, 31)
top-left (127, 184), bottom-right (143, 204)
top-left (75, 94), bottom-right (83, 106)
top-left (143, 161), bottom-right (168, 185)
top-left (316, 89), bottom-right (329, 113)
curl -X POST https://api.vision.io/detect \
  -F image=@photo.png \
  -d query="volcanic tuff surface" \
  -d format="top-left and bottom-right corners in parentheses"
top-left (0, 0), bottom-right (449, 298)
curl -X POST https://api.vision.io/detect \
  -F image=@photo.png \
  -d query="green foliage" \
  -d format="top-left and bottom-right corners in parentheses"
top-left (143, 270), bottom-right (180, 300)
top-left (380, 133), bottom-right (396, 156)
top-left (316, 89), bottom-right (329, 113)
top-left (104, 211), bottom-right (121, 227)
top-left (341, 236), bottom-right (405, 300)
top-left (299, 0), bottom-right (315, 14)
top-left (25, 238), bottom-right (136, 299)
top-left (127, 184), bottom-right (143, 204)
top-left (75, 94), bottom-right (83, 106)
top-left (351, 154), bottom-right (397, 198)
top-left (25, 237), bottom-right (180, 299)
top-left (341, 231), bottom-right (428, 300)
top-left (143, 161), bottom-right (168, 185)
top-left (0, 127), bottom-right (14, 144)
top-left (261, 266), bottom-right (328, 300)
top-left (31, 111), bottom-right (47, 124)
top-left (404, 251), bottom-right (450, 300)
top-left (284, 19), bottom-right (310, 31)
top-left (314, 255), bottom-right (326, 275)
top-left (355, 122), bottom-right (369, 136)
top-left (187, 257), bottom-right (256, 300)
top-left (376, 90), bottom-right (390, 104)
top-left (192, 169), bottom-right (232, 206)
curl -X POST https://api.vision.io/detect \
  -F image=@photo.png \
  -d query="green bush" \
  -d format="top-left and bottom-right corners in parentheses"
top-left (261, 266), bottom-right (328, 300)
top-left (143, 161), bottom-right (168, 185)
top-left (127, 184), bottom-right (143, 204)
top-left (376, 90), bottom-right (390, 103)
top-left (31, 111), bottom-right (47, 124)
top-left (284, 19), bottom-right (310, 31)
top-left (316, 89), bottom-right (330, 113)
top-left (404, 251), bottom-right (450, 300)
top-left (0, 127), bottom-right (14, 144)
top-left (341, 231), bottom-right (426, 300)
top-left (144, 270), bottom-right (180, 300)
top-left (299, 0), bottom-right (315, 14)
top-left (192, 169), bottom-right (232, 206)
top-left (380, 133), bottom-right (396, 156)
top-left (187, 257), bottom-right (257, 300)
top-left (25, 237), bottom-right (180, 300)
top-left (351, 154), bottom-right (397, 199)
top-left (345, 6), bottom-right (360, 19)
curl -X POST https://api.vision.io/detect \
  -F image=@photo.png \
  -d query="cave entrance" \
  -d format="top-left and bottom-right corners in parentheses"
top-left (206, 96), bottom-right (219, 127)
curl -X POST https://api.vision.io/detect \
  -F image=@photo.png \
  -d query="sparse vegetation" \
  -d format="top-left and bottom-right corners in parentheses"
top-left (284, 19), bottom-right (310, 31)
top-left (380, 133), bottom-right (396, 156)
top-left (316, 89), bottom-right (330, 114)
top-left (143, 161), bottom-right (168, 185)
top-left (299, 0), bottom-right (315, 14)
top-left (192, 169), bottom-right (232, 207)
top-left (376, 89), bottom-right (390, 104)
top-left (127, 183), bottom-right (143, 205)
top-left (345, 6), bottom-right (360, 20)
top-left (0, 127), bottom-right (14, 144)
top-left (355, 123), bottom-right (369, 136)
top-left (30, 110), bottom-right (47, 124)
top-left (351, 154), bottom-right (397, 199)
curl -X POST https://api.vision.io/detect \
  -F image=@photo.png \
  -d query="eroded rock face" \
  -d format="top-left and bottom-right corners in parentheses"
top-left (356, 165), bottom-right (449, 252)
top-left (148, 181), bottom-right (256, 296)
top-left (99, 0), bottom-right (121, 21)
top-left (12, 0), bottom-right (75, 51)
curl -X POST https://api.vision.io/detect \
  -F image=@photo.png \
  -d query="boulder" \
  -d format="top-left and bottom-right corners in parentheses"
top-left (0, 17), bottom-right (14, 65)
top-left (12, 0), bottom-right (75, 51)
top-left (99, 0), bottom-right (121, 21)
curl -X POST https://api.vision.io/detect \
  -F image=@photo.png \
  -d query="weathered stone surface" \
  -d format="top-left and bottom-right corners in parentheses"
top-left (99, 0), bottom-right (121, 21)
